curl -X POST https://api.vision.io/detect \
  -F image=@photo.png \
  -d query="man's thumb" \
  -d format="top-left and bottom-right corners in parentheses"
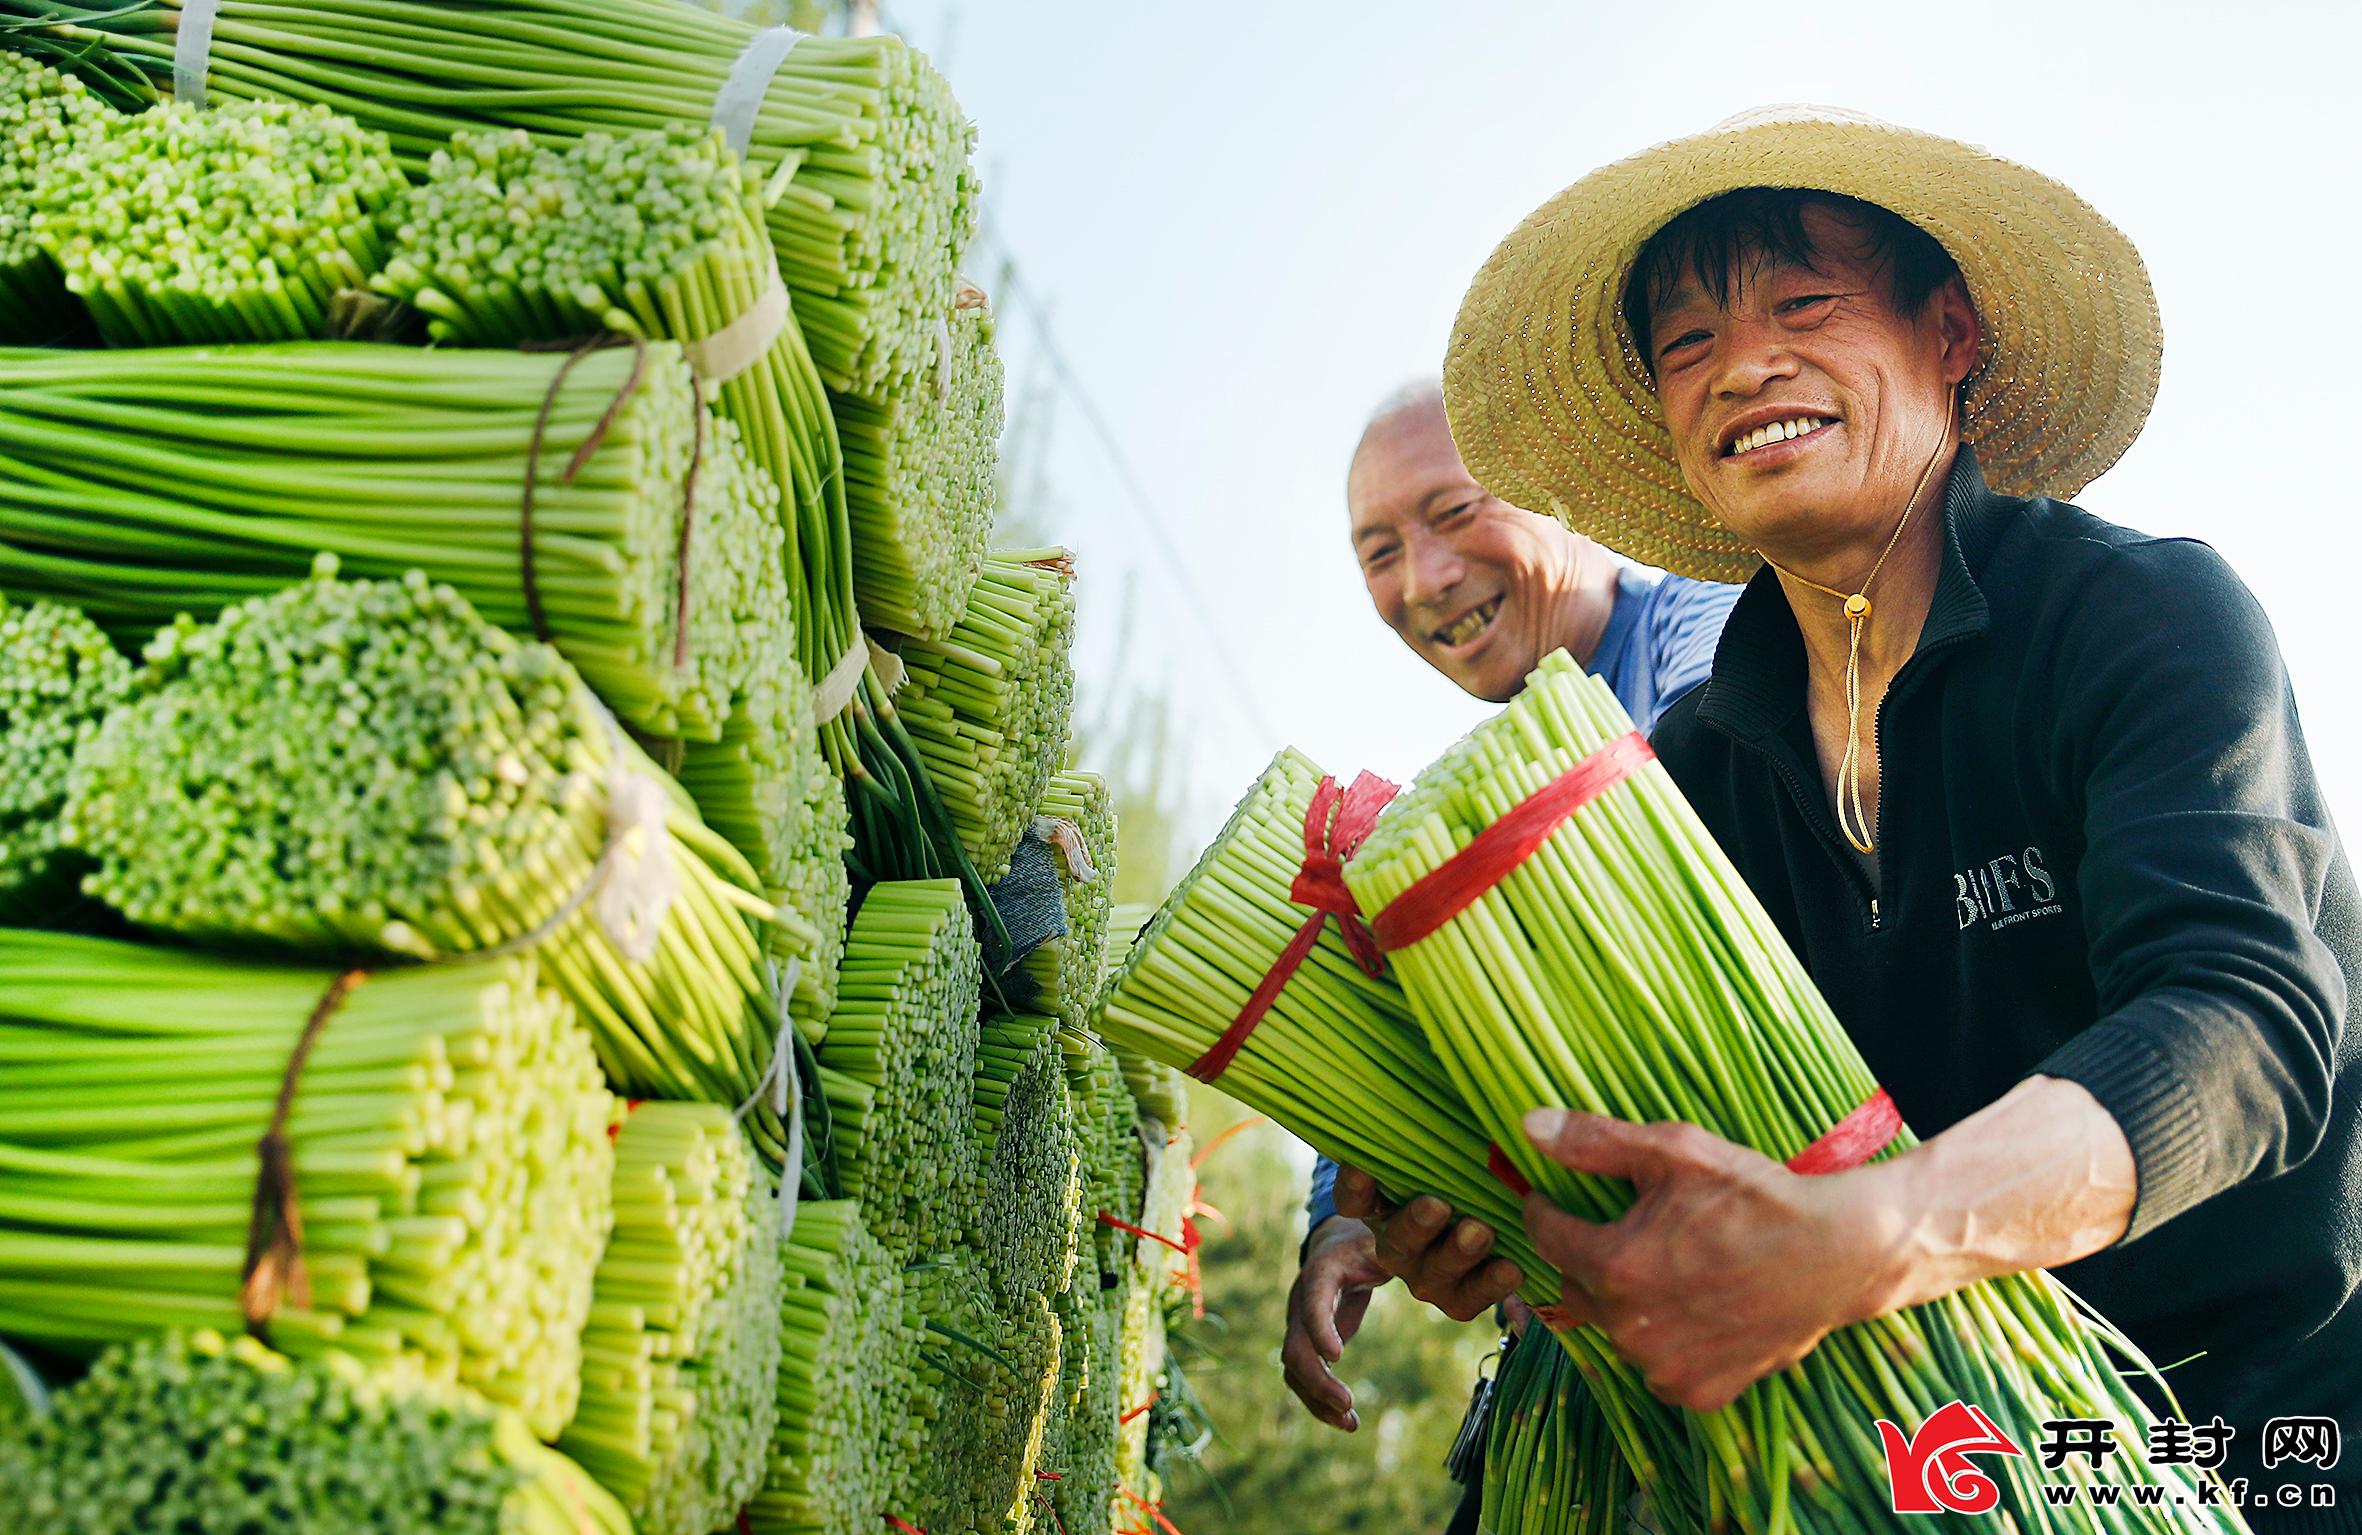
top-left (1523, 1107), bottom-right (1668, 1184)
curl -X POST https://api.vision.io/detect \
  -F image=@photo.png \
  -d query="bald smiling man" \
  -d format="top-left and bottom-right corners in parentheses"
top-left (1286, 383), bottom-right (1737, 1524)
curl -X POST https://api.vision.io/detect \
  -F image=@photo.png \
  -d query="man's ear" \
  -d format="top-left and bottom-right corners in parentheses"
top-left (1934, 273), bottom-right (1984, 389)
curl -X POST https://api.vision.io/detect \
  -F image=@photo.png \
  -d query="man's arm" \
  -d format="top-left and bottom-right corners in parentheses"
top-left (1517, 1078), bottom-right (2134, 1411)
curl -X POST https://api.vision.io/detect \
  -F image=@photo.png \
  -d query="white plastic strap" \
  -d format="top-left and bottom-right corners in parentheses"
top-left (1034, 816), bottom-right (1098, 884)
top-left (735, 957), bottom-right (804, 1234)
top-left (869, 642), bottom-right (907, 699)
top-left (711, 25), bottom-right (805, 159)
top-left (933, 317), bottom-right (955, 403)
top-left (595, 770), bottom-right (681, 966)
top-left (473, 709), bottom-right (678, 964)
top-left (175, 0), bottom-right (221, 107)
top-left (811, 632), bottom-right (868, 723)
top-left (681, 272), bottom-right (788, 384)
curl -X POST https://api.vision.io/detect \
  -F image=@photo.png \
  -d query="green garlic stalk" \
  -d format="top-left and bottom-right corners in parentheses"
top-left (29, 96), bottom-right (402, 345)
top-left (1117, 1052), bottom-right (1189, 1139)
top-left (7, 0), bottom-right (982, 395)
top-left (561, 1102), bottom-right (780, 1535)
top-left (1043, 1275), bottom-right (1123, 1535)
top-left (1481, 1330), bottom-right (1633, 1535)
top-left (0, 341), bottom-right (786, 748)
top-left (813, 878), bottom-right (981, 1263)
top-left (887, 551), bottom-right (1077, 883)
top-left (0, 52), bottom-right (111, 343)
top-left (745, 1198), bottom-right (927, 1535)
top-left (59, 569), bottom-right (798, 1169)
top-left (1091, 748), bottom-right (1535, 1272)
top-left (836, 288), bottom-right (1004, 640)
top-left (971, 1012), bottom-right (1083, 1304)
top-left (0, 593), bottom-right (131, 923)
top-left (1060, 1026), bottom-right (1144, 1280)
top-left (675, 628), bottom-right (851, 1025)
top-left (0, 1331), bottom-right (632, 1534)
top-left (0, 1337), bottom-right (45, 1428)
top-left (1344, 652), bottom-right (2245, 1535)
top-left (1014, 770), bottom-right (1118, 1030)
top-left (908, 1256), bottom-right (1063, 1535)
top-left (0, 928), bottom-right (615, 1439)
top-left (378, 126), bottom-right (857, 774)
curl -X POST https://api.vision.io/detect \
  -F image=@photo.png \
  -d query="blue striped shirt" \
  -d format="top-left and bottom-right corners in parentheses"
top-left (1305, 570), bottom-right (1742, 1237)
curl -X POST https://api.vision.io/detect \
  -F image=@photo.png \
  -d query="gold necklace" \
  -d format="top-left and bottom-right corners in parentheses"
top-left (1758, 398), bottom-right (1955, 856)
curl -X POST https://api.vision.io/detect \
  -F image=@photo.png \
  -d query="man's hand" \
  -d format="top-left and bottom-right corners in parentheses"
top-left (1281, 1215), bottom-right (1392, 1430)
top-left (1335, 1165), bottom-right (1523, 1323)
top-left (1518, 1108), bottom-right (1905, 1413)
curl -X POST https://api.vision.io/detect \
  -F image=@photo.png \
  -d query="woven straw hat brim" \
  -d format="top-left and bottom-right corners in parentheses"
top-left (1443, 107), bottom-right (2163, 584)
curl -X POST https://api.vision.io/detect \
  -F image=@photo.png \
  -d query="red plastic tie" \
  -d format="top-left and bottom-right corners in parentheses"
top-left (1785, 1088), bottom-right (1903, 1175)
top-left (738, 1514), bottom-right (755, 1535)
top-left (1187, 772), bottom-right (1398, 1083)
top-left (1120, 1487), bottom-right (1188, 1535)
top-left (1372, 733), bottom-right (1655, 953)
top-left (884, 1518), bottom-right (929, 1535)
top-left (1486, 1142), bottom-right (1533, 1197)
top-left (1120, 1393), bottom-right (1158, 1425)
top-left (1098, 1210), bottom-right (1189, 1257)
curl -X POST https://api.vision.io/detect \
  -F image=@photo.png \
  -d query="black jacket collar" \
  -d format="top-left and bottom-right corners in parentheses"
top-left (1693, 444), bottom-right (2009, 743)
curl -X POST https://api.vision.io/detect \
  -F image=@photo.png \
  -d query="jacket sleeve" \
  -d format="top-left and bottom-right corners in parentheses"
top-left (2030, 537), bottom-right (2350, 1243)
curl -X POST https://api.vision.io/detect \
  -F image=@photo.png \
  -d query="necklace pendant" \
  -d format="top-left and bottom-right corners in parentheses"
top-left (1844, 592), bottom-right (1871, 620)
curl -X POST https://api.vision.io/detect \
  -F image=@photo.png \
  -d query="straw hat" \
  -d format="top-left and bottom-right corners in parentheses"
top-left (1443, 105), bottom-right (2162, 584)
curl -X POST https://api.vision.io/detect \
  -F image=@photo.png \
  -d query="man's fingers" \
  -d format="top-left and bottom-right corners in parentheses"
top-left (1332, 1165), bottom-right (1389, 1220)
top-left (1523, 1192), bottom-right (1617, 1286)
top-left (1439, 1258), bottom-right (1525, 1322)
top-left (1372, 1195), bottom-right (1451, 1272)
top-left (1524, 1107), bottom-right (1689, 1185)
top-left (1280, 1328), bottom-right (1357, 1430)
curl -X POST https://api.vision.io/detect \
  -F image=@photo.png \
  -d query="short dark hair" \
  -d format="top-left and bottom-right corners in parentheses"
top-left (1621, 188), bottom-right (1962, 366)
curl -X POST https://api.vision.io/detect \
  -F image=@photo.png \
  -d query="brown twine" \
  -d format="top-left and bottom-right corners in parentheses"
top-left (673, 389), bottom-right (706, 670)
top-left (521, 334), bottom-right (652, 645)
top-left (241, 967), bottom-right (369, 1335)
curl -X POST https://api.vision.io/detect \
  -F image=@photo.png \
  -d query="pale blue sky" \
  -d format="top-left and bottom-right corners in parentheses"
top-left (895, 0), bottom-right (2361, 849)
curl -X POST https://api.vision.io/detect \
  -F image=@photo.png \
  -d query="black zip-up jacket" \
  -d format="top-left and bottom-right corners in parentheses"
top-left (1651, 448), bottom-right (2362, 1531)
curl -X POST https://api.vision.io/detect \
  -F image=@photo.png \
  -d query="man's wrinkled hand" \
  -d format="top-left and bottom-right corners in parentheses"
top-left (1519, 1108), bottom-right (1905, 1413)
top-left (1335, 1165), bottom-right (1523, 1324)
top-left (1281, 1215), bottom-right (1392, 1430)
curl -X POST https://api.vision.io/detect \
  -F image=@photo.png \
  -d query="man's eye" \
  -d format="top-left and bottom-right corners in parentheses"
top-left (1779, 293), bottom-right (1840, 315)
top-left (1657, 330), bottom-right (1710, 360)
top-left (1363, 545), bottom-right (1398, 569)
top-left (1438, 500), bottom-right (1475, 523)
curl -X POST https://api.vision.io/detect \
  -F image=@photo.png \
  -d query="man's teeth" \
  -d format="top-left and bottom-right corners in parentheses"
top-left (1728, 416), bottom-right (1833, 457)
top-left (1435, 598), bottom-right (1501, 646)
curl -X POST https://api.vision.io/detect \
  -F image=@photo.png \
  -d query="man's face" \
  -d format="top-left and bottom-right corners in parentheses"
top-left (1645, 206), bottom-right (1980, 564)
top-left (1349, 402), bottom-right (1580, 703)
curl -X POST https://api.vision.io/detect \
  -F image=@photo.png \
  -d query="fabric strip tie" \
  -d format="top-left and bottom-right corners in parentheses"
top-left (682, 273), bottom-right (789, 385)
top-left (1033, 816), bottom-right (1097, 884)
top-left (242, 968), bottom-right (369, 1333)
top-left (1185, 771), bottom-right (1399, 1083)
top-left (174, 0), bottom-right (221, 107)
top-left (811, 633), bottom-right (869, 722)
top-left (711, 26), bottom-right (805, 158)
top-left (1371, 733), bottom-right (1655, 954)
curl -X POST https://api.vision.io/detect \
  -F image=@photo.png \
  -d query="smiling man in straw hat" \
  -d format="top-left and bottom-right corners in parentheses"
top-left (1341, 106), bottom-right (2362, 1522)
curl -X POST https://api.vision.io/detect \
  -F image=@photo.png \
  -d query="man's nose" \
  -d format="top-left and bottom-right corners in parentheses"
top-left (1401, 531), bottom-right (1463, 609)
top-left (1712, 317), bottom-right (1801, 398)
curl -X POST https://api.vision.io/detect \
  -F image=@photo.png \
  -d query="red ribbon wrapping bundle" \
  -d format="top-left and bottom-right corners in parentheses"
top-left (1354, 731), bottom-right (1903, 1194)
top-left (1185, 771), bottom-right (1399, 1083)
